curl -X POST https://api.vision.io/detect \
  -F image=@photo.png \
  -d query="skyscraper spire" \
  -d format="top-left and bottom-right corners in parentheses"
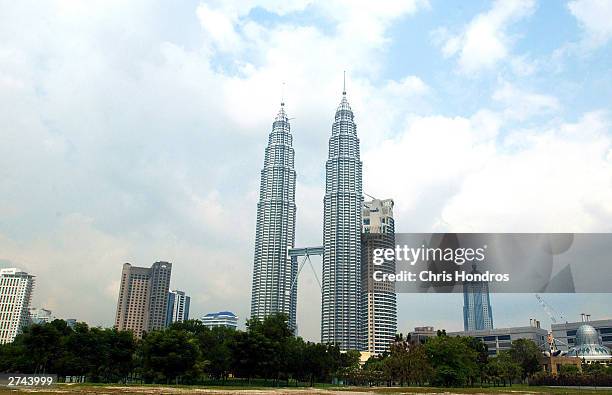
top-left (343, 71), bottom-right (346, 95)
top-left (281, 81), bottom-right (286, 107)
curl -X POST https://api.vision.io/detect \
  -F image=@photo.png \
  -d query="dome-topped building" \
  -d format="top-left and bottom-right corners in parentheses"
top-left (567, 324), bottom-right (612, 364)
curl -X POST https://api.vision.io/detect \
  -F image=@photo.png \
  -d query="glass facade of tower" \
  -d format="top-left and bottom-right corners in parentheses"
top-left (322, 92), bottom-right (363, 350)
top-left (463, 271), bottom-right (494, 331)
top-left (250, 104), bottom-right (298, 329)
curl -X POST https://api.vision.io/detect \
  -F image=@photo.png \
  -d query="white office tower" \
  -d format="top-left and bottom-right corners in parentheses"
top-left (166, 290), bottom-right (191, 326)
top-left (362, 198), bottom-right (397, 354)
top-left (0, 268), bottom-right (35, 344)
top-left (322, 86), bottom-right (363, 350)
top-left (250, 102), bottom-right (297, 329)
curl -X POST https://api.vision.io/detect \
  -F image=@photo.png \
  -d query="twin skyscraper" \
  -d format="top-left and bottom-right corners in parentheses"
top-left (250, 83), bottom-right (396, 353)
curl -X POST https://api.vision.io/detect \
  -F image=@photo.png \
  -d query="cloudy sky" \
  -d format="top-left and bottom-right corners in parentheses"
top-left (1, 0), bottom-right (611, 341)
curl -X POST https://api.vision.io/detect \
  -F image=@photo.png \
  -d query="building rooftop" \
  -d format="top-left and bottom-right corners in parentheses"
top-left (204, 311), bottom-right (236, 317)
top-left (567, 324), bottom-right (612, 360)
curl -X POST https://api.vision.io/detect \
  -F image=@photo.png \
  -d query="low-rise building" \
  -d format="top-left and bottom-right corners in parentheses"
top-left (565, 324), bottom-right (612, 365)
top-left (552, 318), bottom-right (612, 352)
top-left (202, 311), bottom-right (238, 329)
top-left (542, 355), bottom-right (582, 375)
top-left (449, 322), bottom-right (548, 356)
top-left (29, 307), bottom-right (55, 324)
top-left (408, 326), bottom-right (438, 344)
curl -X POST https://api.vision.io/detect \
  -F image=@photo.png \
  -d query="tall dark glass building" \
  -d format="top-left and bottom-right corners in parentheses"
top-left (463, 266), bottom-right (494, 331)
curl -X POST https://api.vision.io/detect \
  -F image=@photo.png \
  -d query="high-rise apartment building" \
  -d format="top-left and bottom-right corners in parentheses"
top-left (0, 268), bottom-right (35, 344)
top-left (250, 102), bottom-right (298, 329)
top-left (166, 289), bottom-right (190, 326)
top-left (463, 266), bottom-right (494, 331)
top-left (361, 198), bottom-right (396, 354)
top-left (322, 85), bottom-right (363, 350)
top-left (114, 261), bottom-right (172, 337)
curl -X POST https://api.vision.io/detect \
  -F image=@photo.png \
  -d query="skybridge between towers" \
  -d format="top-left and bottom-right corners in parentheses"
top-left (285, 246), bottom-right (323, 334)
top-left (288, 246), bottom-right (323, 293)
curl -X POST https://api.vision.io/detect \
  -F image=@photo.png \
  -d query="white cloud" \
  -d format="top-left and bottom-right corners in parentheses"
top-left (364, 110), bottom-right (612, 234)
top-left (363, 112), bottom-right (499, 229)
top-left (568, 0), bottom-right (612, 47)
top-left (492, 80), bottom-right (560, 121)
top-left (384, 75), bottom-right (430, 97)
top-left (197, 3), bottom-right (243, 52)
top-left (443, 111), bottom-right (612, 232)
top-left (510, 54), bottom-right (538, 76)
top-left (435, 0), bottom-right (536, 73)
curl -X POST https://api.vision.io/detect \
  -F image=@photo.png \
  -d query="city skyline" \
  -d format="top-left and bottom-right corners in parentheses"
top-left (1, 0), bottom-right (612, 342)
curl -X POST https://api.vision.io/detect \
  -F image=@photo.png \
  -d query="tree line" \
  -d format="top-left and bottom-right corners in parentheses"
top-left (0, 315), bottom-right (555, 387)
top-left (354, 331), bottom-right (542, 387)
top-left (0, 314), bottom-right (359, 385)
top-left (530, 363), bottom-right (612, 387)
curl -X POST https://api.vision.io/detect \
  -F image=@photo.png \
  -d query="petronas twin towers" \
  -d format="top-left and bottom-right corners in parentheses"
top-left (250, 102), bottom-right (297, 327)
top-left (250, 83), bottom-right (364, 350)
top-left (321, 89), bottom-right (363, 349)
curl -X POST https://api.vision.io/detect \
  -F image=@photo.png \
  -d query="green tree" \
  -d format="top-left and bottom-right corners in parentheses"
top-left (487, 351), bottom-right (522, 386)
top-left (424, 335), bottom-right (478, 387)
top-left (408, 343), bottom-right (433, 385)
top-left (229, 313), bottom-right (294, 383)
top-left (138, 329), bottom-right (200, 384)
top-left (463, 337), bottom-right (488, 386)
top-left (337, 349), bottom-right (361, 383)
top-left (508, 338), bottom-right (542, 381)
top-left (97, 328), bottom-right (137, 382)
top-left (559, 364), bottom-right (580, 377)
top-left (384, 334), bottom-right (410, 385)
top-left (199, 326), bottom-right (236, 380)
top-left (12, 319), bottom-right (71, 373)
top-left (362, 355), bottom-right (388, 386)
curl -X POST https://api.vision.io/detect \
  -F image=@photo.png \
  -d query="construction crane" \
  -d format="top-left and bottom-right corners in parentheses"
top-left (534, 295), bottom-right (571, 357)
top-left (535, 294), bottom-right (566, 324)
top-left (542, 332), bottom-right (570, 357)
